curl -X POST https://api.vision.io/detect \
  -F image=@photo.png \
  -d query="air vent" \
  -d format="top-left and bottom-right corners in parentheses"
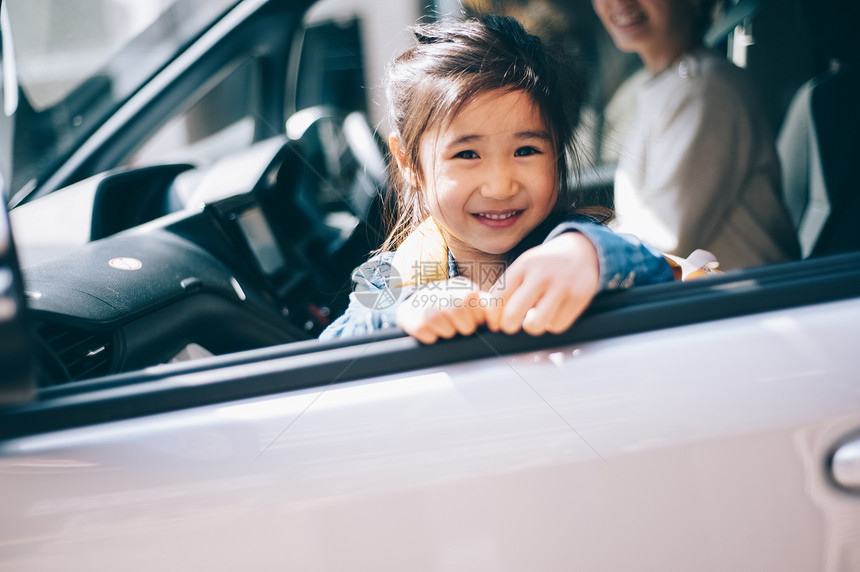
top-left (35, 322), bottom-right (114, 382)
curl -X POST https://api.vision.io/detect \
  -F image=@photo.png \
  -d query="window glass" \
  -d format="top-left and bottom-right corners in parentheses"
top-left (7, 0), bottom-right (237, 111)
top-left (9, 0), bottom-right (172, 111)
top-left (4, 0), bottom-right (239, 195)
top-left (127, 58), bottom-right (258, 169)
top-left (294, 18), bottom-right (367, 115)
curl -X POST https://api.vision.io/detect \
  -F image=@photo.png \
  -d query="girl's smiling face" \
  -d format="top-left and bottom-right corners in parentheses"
top-left (416, 89), bottom-right (558, 262)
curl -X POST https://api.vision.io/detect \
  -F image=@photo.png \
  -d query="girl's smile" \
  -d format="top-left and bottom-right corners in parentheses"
top-left (416, 89), bottom-right (557, 265)
top-left (473, 209), bottom-right (522, 228)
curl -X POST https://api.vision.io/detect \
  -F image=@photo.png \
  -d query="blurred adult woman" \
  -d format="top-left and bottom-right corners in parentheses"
top-left (592, 0), bottom-right (800, 269)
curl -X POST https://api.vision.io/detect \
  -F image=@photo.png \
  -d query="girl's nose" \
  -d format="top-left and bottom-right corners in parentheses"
top-left (480, 162), bottom-right (519, 199)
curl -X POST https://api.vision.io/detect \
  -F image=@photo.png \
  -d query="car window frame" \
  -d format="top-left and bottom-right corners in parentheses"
top-left (2, 251), bottom-right (859, 440)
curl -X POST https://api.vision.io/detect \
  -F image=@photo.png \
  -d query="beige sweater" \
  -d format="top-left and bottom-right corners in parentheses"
top-left (610, 49), bottom-right (800, 270)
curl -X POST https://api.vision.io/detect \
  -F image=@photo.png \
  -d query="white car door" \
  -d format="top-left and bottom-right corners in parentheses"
top-left (2, 255), bottom-right (859, 571)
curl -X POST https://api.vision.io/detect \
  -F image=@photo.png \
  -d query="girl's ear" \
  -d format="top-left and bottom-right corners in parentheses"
top-left (388, 134), bottom-right (419, 187)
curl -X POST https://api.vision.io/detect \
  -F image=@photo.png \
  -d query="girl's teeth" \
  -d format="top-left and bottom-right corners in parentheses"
top-left (480, 212), bottom-right (516, 220)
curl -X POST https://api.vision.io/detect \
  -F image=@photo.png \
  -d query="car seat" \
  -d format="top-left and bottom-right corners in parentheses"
top-left (776, 0), bottom-right (860, 257)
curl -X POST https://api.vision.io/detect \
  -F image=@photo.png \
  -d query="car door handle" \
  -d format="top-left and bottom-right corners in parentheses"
top-left (832, 437), bottom-right (860, 491)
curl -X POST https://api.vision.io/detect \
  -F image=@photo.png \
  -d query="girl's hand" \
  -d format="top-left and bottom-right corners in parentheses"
top-left (485, 232), bottom-right (600, 336)
top-left (396, 277), bottom-right (486, 344)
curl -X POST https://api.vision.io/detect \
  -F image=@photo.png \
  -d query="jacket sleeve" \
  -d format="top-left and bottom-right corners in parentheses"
top-left (545, 218), bottom-right (675, 291)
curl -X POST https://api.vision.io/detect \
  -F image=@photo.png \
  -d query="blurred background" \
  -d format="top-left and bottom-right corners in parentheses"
top-left (0, 0), bottom-right (821, 205)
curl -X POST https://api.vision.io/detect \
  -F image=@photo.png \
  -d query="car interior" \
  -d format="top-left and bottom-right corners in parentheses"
top-left (775, 0), bottom-right (860, 257)
top-left (2, 0), bottom-right (859, 396)
top-left (13, 108), bottom-right (389, 385)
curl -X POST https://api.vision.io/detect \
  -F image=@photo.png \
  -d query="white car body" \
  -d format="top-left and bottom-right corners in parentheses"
top-left (2, 296), bottom-right (859, 570)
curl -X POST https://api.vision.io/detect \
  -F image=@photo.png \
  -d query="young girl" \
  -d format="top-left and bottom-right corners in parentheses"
top-left (321, 15), bottom-right (674, 343)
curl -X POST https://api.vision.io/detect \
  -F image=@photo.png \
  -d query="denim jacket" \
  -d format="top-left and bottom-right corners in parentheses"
top-left (320, 215), bottom-right (674, 340)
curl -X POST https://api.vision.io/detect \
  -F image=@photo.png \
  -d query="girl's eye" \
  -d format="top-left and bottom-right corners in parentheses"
top-left (515, 146), bottom-right (541, 157)
top-left (453, 150), bottom-right (479, 160)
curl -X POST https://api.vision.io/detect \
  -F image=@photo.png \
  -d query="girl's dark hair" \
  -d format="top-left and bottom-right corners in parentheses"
top-left (380, 15), bottom-right (589, 251)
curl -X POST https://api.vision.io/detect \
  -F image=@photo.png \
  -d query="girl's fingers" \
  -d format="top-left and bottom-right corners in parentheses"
top-left (550, 286), bottom-right (596, 333)
top-left (519, 283), bottom-right (573, 335)
top-left (410, 326), bottom-right (439, 345)
top-left (498, 277), bottom-right (545, 334)
top-left (521, 283), bottom-right (595, 336)
top-left (480, 291), bottom-right (501, 331)
top-left (464, 290), bottom-right (488, 332)
top-left (399, 267), bottom-right (595, 342)
top-left (405, 312), bottom-right (453, 344)
top-left (443, 300), bottom-right (480, 337)
top-left (412, 304), bottom-right (479, 343)
top-left (488, 233), bottom-right (601, 336)
top-left (431, 286), bottom-right (484, 337)
top-left (424, 309), bottom-right (457, 339)
top-left (486, 267), bottom-right (525, 332)
top-left (521, 307), bottom-right (546, 336)
top-left (397, 303), bottom-right (446, 343)
top-left (544, 293), bottom-right (588, 334)
top-left (397, 281), bottom-right (487, 343)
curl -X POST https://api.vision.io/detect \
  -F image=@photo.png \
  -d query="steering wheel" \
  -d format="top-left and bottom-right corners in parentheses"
top-left (277, 106), bottom-right (391, 319)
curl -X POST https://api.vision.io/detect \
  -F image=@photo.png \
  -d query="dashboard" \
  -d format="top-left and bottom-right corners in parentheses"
top-left (11, 129), bottom-right (387, 386)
